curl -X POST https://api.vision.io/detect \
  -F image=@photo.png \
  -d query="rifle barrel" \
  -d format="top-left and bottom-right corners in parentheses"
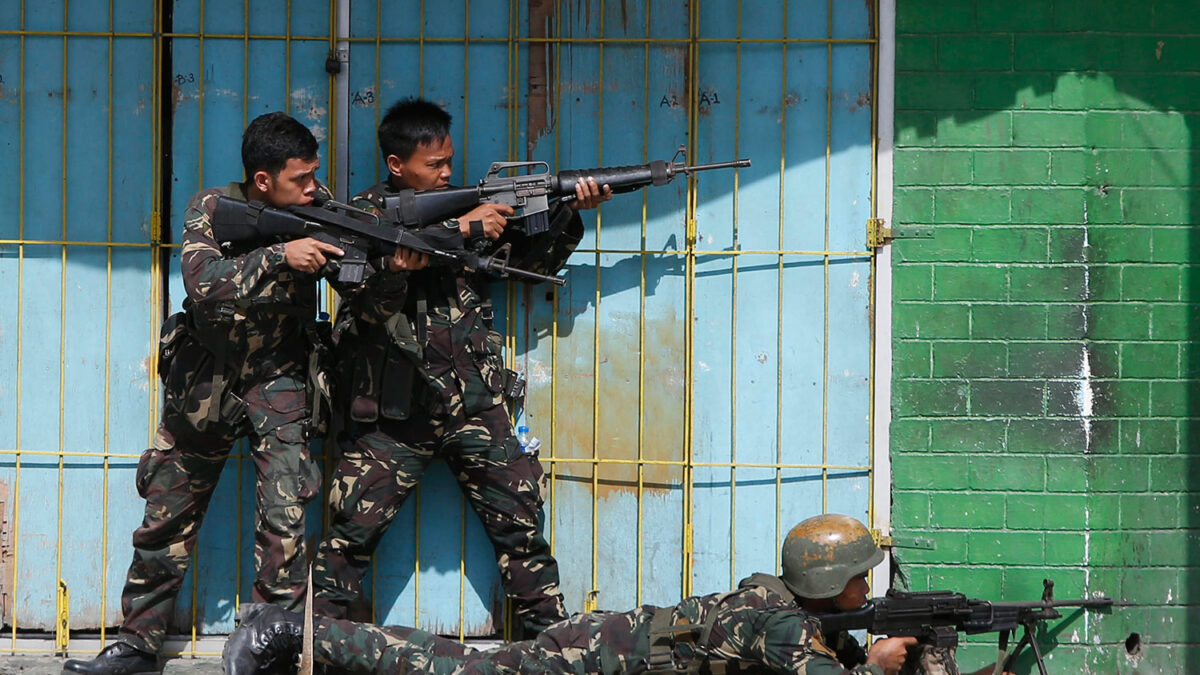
top-left (679, 158), bottom-right (751, 173)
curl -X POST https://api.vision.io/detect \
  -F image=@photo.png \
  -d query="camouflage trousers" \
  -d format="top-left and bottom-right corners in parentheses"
top-left (313, 612), bottom-right (614, 675)
top-left (311, 400), bottom-right (567, 634)
top-left (117, 375), bottom-right (320, 653)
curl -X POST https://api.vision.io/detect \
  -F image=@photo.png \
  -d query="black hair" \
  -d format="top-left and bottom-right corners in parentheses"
top-left (241, 112), bottom-right (318, 178)
top-left (377, 98), bottom-right (452, 161)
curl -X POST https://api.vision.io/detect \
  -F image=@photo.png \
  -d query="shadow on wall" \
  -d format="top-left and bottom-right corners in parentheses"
top-left (895, 67), bottom-right (1195, 672)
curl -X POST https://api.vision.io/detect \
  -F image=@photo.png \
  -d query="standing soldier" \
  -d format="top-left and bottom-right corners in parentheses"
top-left (62, 112), bottom-right (414, 675)
top-left (226, 514), bottom-right (1021, 675)
top-left (310, 98), bottom-right (610, 636)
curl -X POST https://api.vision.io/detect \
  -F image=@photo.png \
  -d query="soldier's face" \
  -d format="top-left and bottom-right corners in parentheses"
top-left (255, 156), bottom-right (320, 208)
top-left (834, 573), bottom-right (870, 611)
top-left (388, 135), bottom-right (454, 191)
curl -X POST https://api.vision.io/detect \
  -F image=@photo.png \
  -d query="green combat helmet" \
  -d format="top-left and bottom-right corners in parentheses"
top-left (780, 513), bottom-right (884, 599)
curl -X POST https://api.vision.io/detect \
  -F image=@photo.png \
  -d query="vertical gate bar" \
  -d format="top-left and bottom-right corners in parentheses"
top-left (412, 0), bottom-right (423, 629)
top-left (729, 0), bottom-right (742, 588)
top-left (774, 3), bottom-right (787, 566)
top-left (868, 0), bottom-right (880, 539)
top-left (235, 0), bottom-right (250, 620)
top-left (869, 0), bottom-right (890, 592)
top-left (418, 1), bottom-right (425, 95)
top-left (589, 0), bottom-right (605, 608)
top-left (504, 0), bottom-right (517, 639)
top-left (681, 0), bottom-right (698, 599)
top-left (56, 0), bottom-right (70, 649)
top-left (458, 1), bottom-right (471, 640)
top-left (190, 0), bottom-right (207, 651)
top-left (100, 0), bottom-right (117, 647)
top-left (10, 0), bottom-right (25, 647)
top-left (635, 0), bottom-right (651, 609)
top-left (285, 0), bottom-right (292, 114)
top-left (547, 0), bottom-right (562, 570)
top-left (148, 0), bottom-right (162, 448)
top-left (822, 0), bottom-right (835, 513)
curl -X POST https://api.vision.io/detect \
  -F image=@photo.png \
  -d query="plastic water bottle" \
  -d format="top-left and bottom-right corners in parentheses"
top-left (517, 425), bottom-right (541, 455)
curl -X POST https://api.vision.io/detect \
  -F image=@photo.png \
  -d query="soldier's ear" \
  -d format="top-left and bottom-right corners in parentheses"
top-left (252, 169), bottom-right (274, 194)
top-left (385, 154), bottom-right (405, 179)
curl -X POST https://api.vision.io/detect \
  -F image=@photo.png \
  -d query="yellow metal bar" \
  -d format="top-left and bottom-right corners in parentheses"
top-left (680, 0), bottom-right (699, 600)
top-left (728, 0), bottom-right (743, 589)
top-left (0, 30), bottom-right (877, 46)
top-left (822, 0), bottom-right (835, 514)
top-left (635, 0), bottom-right (651, 609)
top-left (0, 239), bottom-right (170, 247)
top-left (55, 580), bottom-right (69, 653)
top-left (588, 0), bottom-right (607, 611)
top-left (332, 34), bottom-right (877, 46)
top-left (867, 0), bottom-right (881, 543)
top-left (100, 0), bottom-right (117, 646)
top-left (232, 0), bottom-right (250, 624)
top-left (56, 0), bottom-right (70, 652)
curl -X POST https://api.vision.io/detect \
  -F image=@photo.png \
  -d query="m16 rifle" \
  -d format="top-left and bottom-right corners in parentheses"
top-left (378, 146), bottom-right (750, 236)
top-left (209, 196), bottom-right (565, 286)
top-left (814, 579), bottom-right (1113, 675)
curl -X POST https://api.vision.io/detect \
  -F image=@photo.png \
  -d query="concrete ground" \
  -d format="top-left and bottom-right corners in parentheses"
top-left (0, 656), bottom-right (220, 675)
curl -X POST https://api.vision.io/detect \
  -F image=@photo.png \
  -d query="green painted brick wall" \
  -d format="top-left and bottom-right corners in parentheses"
top-left (892, 1), bottom-right (1200, 672)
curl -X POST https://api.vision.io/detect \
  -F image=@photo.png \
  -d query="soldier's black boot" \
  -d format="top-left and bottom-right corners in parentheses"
top-left (62, 641), bottom-right (159, 675)
top-left (222, 603), bottom-right (304, 675)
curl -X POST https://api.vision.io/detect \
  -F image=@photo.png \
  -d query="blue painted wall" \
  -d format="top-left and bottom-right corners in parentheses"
top-left (0, 0), bottom-right (877, 639)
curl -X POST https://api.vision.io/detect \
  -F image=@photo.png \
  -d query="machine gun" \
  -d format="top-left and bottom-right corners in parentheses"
top-left (210, 196), bottom-right (565, 286)
top-left (814, 579), bottom-right (1113, 675)
top-left (378, 146), bottom-right (750, 236)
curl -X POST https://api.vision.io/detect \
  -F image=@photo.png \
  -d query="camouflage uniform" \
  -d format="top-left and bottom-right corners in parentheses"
top-left (116, 182), bottom-right (330, 653)
top-left (311, 181), bottom-right (579, 633)
top-left (310, 575), bottom-right (883, 674)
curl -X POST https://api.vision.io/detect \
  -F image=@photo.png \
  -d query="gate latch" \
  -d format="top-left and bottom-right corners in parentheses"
top-left (867, 218), bottom-right (933, 249)
top-left (873, 530), bottom-right (937, 550)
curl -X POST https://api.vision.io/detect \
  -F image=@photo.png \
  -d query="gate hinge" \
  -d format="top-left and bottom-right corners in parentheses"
top-left (873, 529), bottom-right (937, 550)
top-left (867, 218), bottom-right (933, 249)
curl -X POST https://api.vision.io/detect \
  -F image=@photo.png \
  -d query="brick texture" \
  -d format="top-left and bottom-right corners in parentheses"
top-left (892, 2), bottom-right (1200, 671)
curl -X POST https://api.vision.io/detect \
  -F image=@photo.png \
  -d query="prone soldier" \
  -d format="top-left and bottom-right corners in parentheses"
top-left (309, 98), bottom-right (610, 636)
top-left (223, 514), bottom-right (1014, 675)
top-left (64, 112), bottom-right (368, 675)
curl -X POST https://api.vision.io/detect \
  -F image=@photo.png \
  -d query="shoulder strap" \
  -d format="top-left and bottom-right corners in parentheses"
top-left (736, 573), bottom-right (797, 604)
top-left (645, 589), bottom-right (744, 674)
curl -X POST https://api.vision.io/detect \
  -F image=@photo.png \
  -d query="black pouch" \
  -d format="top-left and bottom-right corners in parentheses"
top-left (304, 319), bottom-right (336, 437)
top-left (157, 311), bottom-right (189, 383)
top-left (503, 368), bottom-right (527, 415)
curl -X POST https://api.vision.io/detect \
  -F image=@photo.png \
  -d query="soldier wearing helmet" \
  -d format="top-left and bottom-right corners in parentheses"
top-left (222, 514), bottom-right (1008, 675)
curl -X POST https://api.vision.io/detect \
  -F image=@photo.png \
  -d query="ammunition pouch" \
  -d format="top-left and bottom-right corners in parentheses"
top-left (156, 311), bottom-right (189, 384)
top-left (342, 310), bottom-right (424, 423)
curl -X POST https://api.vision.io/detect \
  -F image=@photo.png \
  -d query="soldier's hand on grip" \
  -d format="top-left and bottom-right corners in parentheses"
top-left (866, 637), bottom-right (918, 675)
top-left (458, 202), bottom-right (515, 240)
top-left (284, 237), bottom-right (344, 273)
top-left (387, 246), bottom-right (429, 272)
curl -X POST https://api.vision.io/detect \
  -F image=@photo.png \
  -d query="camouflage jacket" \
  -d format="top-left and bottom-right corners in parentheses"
top-left (597, 577), bottom-right (882, 675)
top-left (180, 181), bottom-right (331, 382)
top-left (336, 180), bottom-right (580, 422)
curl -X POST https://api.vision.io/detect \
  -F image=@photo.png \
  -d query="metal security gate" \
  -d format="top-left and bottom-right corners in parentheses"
top-left (0, 0), bottom-right (880, 652)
